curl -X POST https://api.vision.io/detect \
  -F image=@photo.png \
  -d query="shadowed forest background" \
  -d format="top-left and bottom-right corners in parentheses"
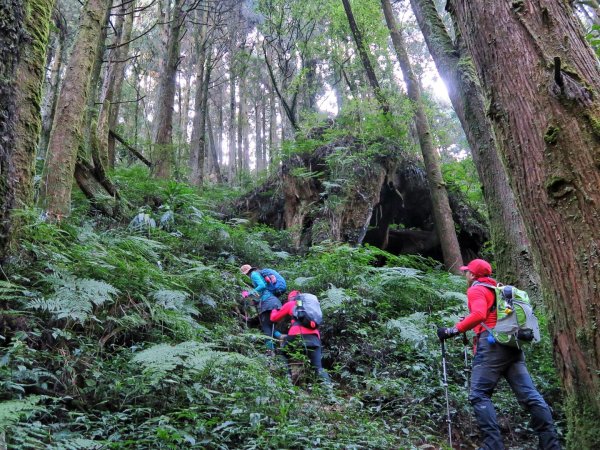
top-left (1, 0), bottom-right (599, 448)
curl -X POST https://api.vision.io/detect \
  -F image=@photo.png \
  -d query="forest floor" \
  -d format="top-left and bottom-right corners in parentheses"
top-left (1, 168), bottom-right (564, 449)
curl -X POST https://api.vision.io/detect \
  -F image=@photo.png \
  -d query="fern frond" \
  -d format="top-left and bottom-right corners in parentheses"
top-left (29, 272), bottom-right (119, 323)
top-left (0, 396), bottom-right (46, 432)
top-left (386, 312), bottom-right (430, 347)
top-left (324, 287), bottom-right (350, 309)
top-left (131, 341), bottom-right (255, 383)
top-left (151, 290), bottom-right (199, 316)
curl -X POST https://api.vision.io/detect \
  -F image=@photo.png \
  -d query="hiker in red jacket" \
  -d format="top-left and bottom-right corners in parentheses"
top-left (437, 259), bottom-right (560, 450)
top-left (270, 290), bottom-right (331, 383)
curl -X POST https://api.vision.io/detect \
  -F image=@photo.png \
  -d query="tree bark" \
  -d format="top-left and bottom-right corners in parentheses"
top-left (101, 0), bottom-right (135, 169)
top-left (381, 0), bottom-right (463, 273)
top-left (0, 0), bottom-right (55, 254)
top-left (84, 4), bottom-right (110, 160)
top-left (39, 13), bottom-right (67, 158)
top-left (268, 83), bottom-right (279, 170)
top-left (410, 0), bottom-right (540, 290)
top-left (206, 114), bottom-right (222, 183)
top-left (189, 6), bottom-right (208, 187)
top-left (255, 100), bottom-right (263, 172)
top-left (239, 74), bottom-right (250, 172)
top-left (341, 0), bottom-right (390, 115)
top-left (96, 1), bottom-right (126, 170)
top-left (448, 0), bottom-right (600, 442)
top-left (41, 0), bottom-right (110, 218)
top-left (152, 0), bottom-right (183, 179)
top-left (227, 55), bottom-right (237, 182)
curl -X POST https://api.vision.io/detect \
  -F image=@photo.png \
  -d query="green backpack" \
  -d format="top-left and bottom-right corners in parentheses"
top-left (473, 282), bottom-right (541, 348)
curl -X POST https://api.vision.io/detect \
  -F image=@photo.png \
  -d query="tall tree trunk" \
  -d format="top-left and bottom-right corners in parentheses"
top-left (227, 59), bottom-right (237, 182)
top-left (448, 0), bottom-right (600, 442)
top-left (239, 75), bottom-right (250, 172)
top-left (41, 0), bottom-right (111, 218)
top-left (341, 0), bottom-right (390, 114)
top-left (303, 57), bottom-right (318, 113)
top-left (381, 0), bottom-right (463, 273)
top-left (268, 83), bottom-right (279, 169)
top-left (260, 90), bottom-right (267, 171)
top-left (0, 0), bottom-right (55, 255)
top-left (189, 6), bottom-right (208, 186)
top-left (152, 0), bottom-right (183, 179)
top-left (255, 100), bottom-right (263, 172)
top-left (40, 15), bottom-right (66, 158)
top-left (84, 4), bottom-right (110, 160)
top-left (206, 113), bottom-right (222, 183)
top-left (104, 1), bottom-right (135, 168)
top-left (97, 0), bottom-right (126, 170)
top-left (237, 77), bottom-right (245, 173)
top-left (410, 0), bottom-right (539, 289)
top-left (212, 73), bottom-right (224, 168)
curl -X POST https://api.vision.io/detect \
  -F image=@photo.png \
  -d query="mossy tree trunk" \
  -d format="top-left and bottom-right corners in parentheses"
top-left (381, 0), bottom-right (463, 273)
top-left (41, 0), bottom-right (111, 218)
top-left (39, 11), bottom-right (67, 158)
top-left (410, 0), bottom-right (540, 292)
top-left (0, 0), bottom-right (55, 256)
top-left (448, 0), bottom-right (600, 443)
top-left (152, 0), bottom-right (183, 179)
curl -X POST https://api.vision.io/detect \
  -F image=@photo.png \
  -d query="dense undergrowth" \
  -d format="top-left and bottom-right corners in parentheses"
top-left (1, 167), bottom-right (563, 449)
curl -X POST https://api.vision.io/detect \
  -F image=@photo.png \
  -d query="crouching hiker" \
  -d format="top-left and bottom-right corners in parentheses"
top-left (240, 265), bottom-right (284, 351)
top-left (437, 259), bottom-right (560, 450)
top-left (270, 290), bottom-right (331, 384)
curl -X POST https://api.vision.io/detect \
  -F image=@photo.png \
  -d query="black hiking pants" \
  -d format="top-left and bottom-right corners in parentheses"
top-left (282, 334), bottom-right (331, 383)
top-left (470, 333), bottom-right (560, 450)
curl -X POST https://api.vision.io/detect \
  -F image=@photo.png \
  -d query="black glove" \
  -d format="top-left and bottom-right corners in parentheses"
top-left (437, 326), bottom-right (459, 340)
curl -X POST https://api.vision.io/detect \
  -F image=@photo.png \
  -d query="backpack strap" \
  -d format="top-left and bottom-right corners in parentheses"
top-left (471, 281), bottom-right (497, 313)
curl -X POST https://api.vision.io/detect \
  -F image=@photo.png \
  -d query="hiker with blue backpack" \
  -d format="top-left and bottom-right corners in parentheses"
top-left (240, 264), bottom-right (287, 351)
top-left (270, 290), bottom-right (331, 383)
top-left (437, 259), bottom-right (560, 450)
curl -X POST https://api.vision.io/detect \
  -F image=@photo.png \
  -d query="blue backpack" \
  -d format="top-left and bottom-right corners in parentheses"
top-left (259, 269), bottom-right (287, 296)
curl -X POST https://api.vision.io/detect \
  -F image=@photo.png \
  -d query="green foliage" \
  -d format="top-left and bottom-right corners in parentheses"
top-left (0, 396), bottom-right (46, 432)
top-left (30, 272), bottom-right (119, 323)
top-left (0, 169), bottom-right (563, 448)
top-left (586, 24), bottom-right (600, 58)
top-left (131, 341), bottom-right (257, 385)
top-left (442, 158), bottom-right (485, 213)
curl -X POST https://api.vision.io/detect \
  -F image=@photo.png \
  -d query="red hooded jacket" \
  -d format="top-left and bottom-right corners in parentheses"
top-left (455, 276), bottom-right (498, 335)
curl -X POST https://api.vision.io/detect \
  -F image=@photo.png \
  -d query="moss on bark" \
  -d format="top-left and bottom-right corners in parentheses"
top-left (565, 392), bottom-right (600, 447)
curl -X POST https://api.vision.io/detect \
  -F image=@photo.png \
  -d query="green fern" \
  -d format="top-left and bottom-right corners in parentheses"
top-left (131, 341), bottom-right (256, 383)
top-left (386, 312), bottom-right (430, 348)
top-left (29, 272), bottom-right (119, 323)
top-left (0, 396), bottom-right (46, 432)
top-left (324, 287), bottom-right (350, 309)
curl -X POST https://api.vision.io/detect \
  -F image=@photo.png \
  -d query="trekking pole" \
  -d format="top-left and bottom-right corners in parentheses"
top-left (440, 338), bottom-right (453, 448)
top-left (463, 333), bottom-right (471, 387)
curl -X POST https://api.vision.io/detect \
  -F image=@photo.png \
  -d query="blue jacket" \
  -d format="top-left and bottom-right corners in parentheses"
top-left (249, 270), bottom-right (270, 302)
